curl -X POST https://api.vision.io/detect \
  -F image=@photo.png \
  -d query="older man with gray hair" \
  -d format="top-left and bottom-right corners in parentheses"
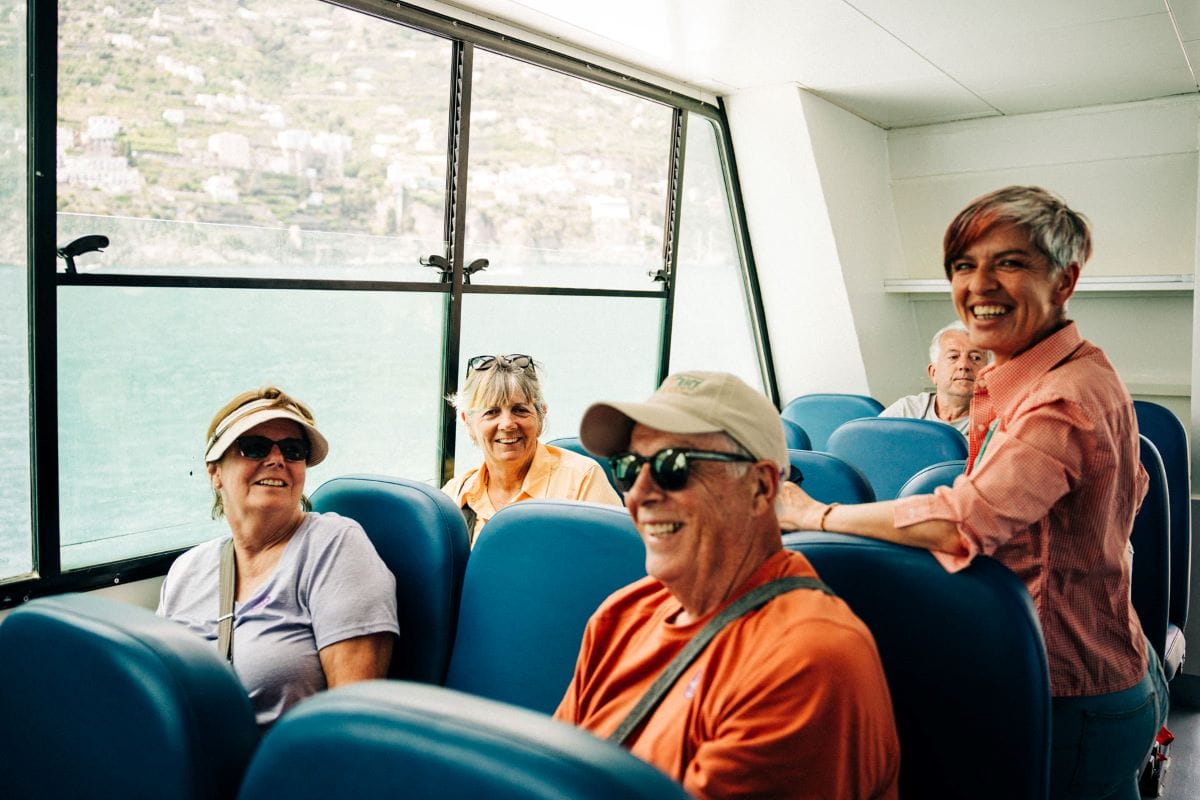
top-left (555, 371), bottom-right (899, 800)
top-left (879, 321), bottom-right (990, 434)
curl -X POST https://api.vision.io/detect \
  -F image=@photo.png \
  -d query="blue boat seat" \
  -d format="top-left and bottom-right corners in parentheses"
top-left (0, 593), bottom-right (258, 800)
top-left (1130, 436), bottom-right (1171, 670)
top-left (783, 533), bottom-right (1050, 800)
top-left (786, 449), bottom-right (875, 505)
top-left (311, 474), bottom-right (469, 683)
top-left (1134, 401), bottom-right (1190, 678)
top-left (780, 393), bottom-right (883, 451)
top-left (443, 500), bottom-right (645, 713)
top-left (896, 459), bottom-right (967, 498)
top-left (780, 417), bottom-right (812, 450)
top-left (238, 681), bottom-right (693, 800)
top-left (826, 417), bottom-right (968, 500)
top-left (546, 436), bottom-right (623, 496)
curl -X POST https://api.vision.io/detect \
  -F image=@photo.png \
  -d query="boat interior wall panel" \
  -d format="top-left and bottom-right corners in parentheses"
top-left (723, 83), bottom-right (873, 401)
top-left (887, 98), bottom-right (1200, 282)
top-left (796, 90), bottom-right (923, 404)
top-left (0, 576), bottom-right (163, 623)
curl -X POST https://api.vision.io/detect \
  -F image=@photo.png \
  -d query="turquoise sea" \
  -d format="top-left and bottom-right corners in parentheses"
top-left (0, 263), bottom-right (662, 577)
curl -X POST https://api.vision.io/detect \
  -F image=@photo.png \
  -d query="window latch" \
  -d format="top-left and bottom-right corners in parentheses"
top-left (463, 258), bottom-right (488, 285)
top-left (420, 254), bottom-right (451, 283)
top-left (56, 235), bottom-right (109, 274)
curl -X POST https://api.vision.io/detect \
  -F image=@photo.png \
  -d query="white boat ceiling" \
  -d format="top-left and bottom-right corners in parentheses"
top-left (432, 0), bottom-right (1200, 128)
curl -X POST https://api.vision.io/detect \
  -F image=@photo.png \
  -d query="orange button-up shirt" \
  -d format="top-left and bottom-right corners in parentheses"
top-left (443, 442), bottom-right (622, 544)
top-left (894, 322), bottom-right (1148, 697)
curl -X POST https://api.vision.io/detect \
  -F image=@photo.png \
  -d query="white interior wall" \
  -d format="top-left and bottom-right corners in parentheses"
top-left (0, 576), bottom-right (162, 623)
top-left (724, 84), bottom-right (878, 403)
top-left (795, 91), bottom-right (923, 405)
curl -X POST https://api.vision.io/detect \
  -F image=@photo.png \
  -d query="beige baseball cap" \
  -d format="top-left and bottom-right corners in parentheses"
top-left (580, 371), bottom-right (788, 470)
top-left (204, 397), bottom-right (329, 466)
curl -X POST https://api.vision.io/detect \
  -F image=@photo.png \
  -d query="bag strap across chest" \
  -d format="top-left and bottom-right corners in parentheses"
top-left (608, 575), bottom-right (834, 746)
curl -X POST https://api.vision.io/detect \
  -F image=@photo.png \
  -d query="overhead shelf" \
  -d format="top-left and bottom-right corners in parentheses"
top-left (884, 274), bottom-right (1194, 295)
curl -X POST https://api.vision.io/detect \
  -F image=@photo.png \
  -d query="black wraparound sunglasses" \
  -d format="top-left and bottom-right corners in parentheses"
top-left (465, 353), bottom-right (534, 378)
top-left (236, 435), bottom-right (311, 463)
top-left (609, 448), bottom-right (756, 493)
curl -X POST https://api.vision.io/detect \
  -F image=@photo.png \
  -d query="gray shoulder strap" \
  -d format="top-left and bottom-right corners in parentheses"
top-left (217, 538), bottom-right (236, 664)
top-left (607, 575), bottom-right (833, 746)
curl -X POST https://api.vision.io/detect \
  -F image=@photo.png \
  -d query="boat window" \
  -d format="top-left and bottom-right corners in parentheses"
top-left (56, 1), bottom-right (450, 282)
top-left (55, 286), bottom-right (444, 570)
top-left (453, 292), bottom-right (662, 475)
top-left (0, 1), bottom-right (32, 582)
top-left (2, 0), bottom-right (770, 592)
top-left (669, 115), bottom-right (763, 390)
top-left (464, 49), bottom-right (674, 290)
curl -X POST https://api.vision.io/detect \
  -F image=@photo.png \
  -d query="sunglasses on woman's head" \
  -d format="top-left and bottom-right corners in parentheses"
top-left (466, 353), bottom-right (534, 377)
top-left (235, 435), bottom-right (311, 463)
top-left (608, 448), bottom-right (756, 493)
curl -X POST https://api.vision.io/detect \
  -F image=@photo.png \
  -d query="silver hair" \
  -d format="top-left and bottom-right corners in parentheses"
top-left (928, 321), bottom-right (992, 366)
top-left (943, 185), bottom-right (1092, 279)
top-left (928, 321), bottom-right (968, 364)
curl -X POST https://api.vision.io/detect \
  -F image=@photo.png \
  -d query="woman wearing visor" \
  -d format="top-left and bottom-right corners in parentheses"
top-left (158, 386), bottom-right (399, 728)
top-left (444, 354), bottom-right (622, 544)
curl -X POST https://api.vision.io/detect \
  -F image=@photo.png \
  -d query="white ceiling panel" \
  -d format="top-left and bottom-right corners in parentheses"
top-left (438, 0), bottom-right (1200, 128)
top-left (819, 76), bottom-right (997, 129)
top-left (1168, 0), bottom-right (1200, 43)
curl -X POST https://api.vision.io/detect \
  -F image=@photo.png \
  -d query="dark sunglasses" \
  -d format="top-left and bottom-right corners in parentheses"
top-left (609, 448), bottom-right (756, 493)
top-left (235, 435), bottom-right (311, 463)
top-left (466, 353), bottom-right (534, 377)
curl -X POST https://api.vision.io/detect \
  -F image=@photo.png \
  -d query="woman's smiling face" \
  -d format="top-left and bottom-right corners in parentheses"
top-left (464, 391), bottom-right (543, 473)
top-left (209, 418), bottom-right (307, 524)
top-left (950, 221), bottom-right (1079, 364)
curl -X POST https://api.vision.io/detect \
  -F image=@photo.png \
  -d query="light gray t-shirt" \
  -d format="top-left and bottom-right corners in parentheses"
top-left (879, 391), bottom-right (970, 435)
top-left (157, 511), bottom-right (399, 726)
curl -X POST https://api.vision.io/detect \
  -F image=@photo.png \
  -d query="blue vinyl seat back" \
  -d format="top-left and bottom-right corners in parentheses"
top-left (0, 593), bottom-right (258, 800)
top-left (546, 435), bottom-right (623, 496)
top-left (1130, 436), bottom-right (1171, 667)
top-left (310, 474), bottom-right (470, 684)
top-left (782, 533), bottom-right (1050, 800)
top-left (780, 417), bottom-right (812, 450)
top-left (826, 417), bottom-right (968, 500)
top-left (787, 449), bottom-right (875, 505)
top-left (896, 459), bottom-right (967, 498)
top-left (237, 681), bottom-right (692, 800)
top-left (780, 393), bottom-right (884, 451)
top-left (444, 500), bottom-right (645, 714)
top-left (1134, 401), bottom-right (1191, 630)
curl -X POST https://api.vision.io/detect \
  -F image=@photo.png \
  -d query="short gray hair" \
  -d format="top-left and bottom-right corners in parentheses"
top-left (943, 185), bottom-right (1092, 279)
top-left (928, 321), bottom-right (969, 364)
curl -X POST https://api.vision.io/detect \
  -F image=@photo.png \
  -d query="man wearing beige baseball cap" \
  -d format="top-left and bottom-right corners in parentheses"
top-left (555, 371), bottom-right (899, 800)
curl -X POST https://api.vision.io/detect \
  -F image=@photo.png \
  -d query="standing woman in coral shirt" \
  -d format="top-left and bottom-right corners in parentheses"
top-left (780, 186), bottom-right (1167, 800)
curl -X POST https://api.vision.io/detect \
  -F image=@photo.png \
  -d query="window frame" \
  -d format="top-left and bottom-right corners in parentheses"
top-left (4, 0), bottom-right (773, 605)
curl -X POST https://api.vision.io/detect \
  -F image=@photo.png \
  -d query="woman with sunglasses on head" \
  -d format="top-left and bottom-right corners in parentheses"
top-left (444, 354), bottom-right (622, 545)
top-left (158, 386), bottom-right (399, 728)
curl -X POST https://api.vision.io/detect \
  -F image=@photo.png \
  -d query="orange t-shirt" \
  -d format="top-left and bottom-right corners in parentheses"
top-left (555, 549), bottom-right (900, 800)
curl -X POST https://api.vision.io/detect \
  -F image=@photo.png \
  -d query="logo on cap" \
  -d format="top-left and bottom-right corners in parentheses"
top-left (663, 375), bottom-right (704, 394)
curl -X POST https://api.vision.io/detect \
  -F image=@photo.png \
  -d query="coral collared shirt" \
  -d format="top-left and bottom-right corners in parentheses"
top-left (893, 322), bottom-right (1148, 697)
top-left (443, 442), bottom-right (622, 544)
